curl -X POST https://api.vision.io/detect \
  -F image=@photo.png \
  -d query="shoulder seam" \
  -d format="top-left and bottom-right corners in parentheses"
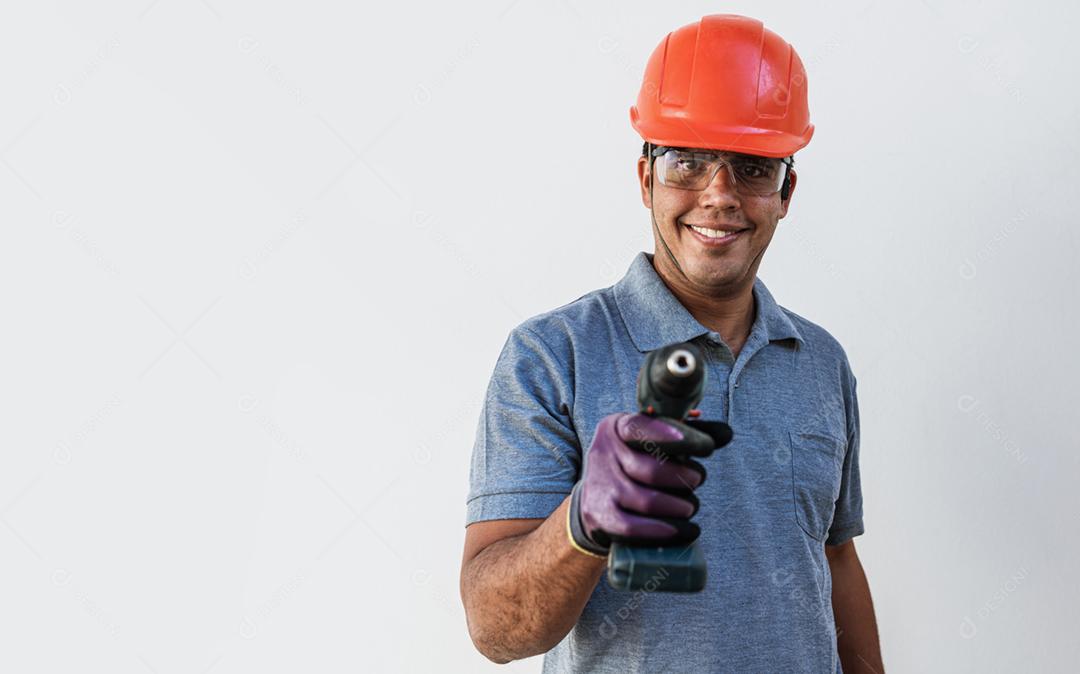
top-left (517, 325), bottom-right (577, 418)
top-left (519, 325), bottom-right (571, 376)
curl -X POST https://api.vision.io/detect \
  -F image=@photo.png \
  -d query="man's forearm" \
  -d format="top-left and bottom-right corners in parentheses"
top-left (461, 495), bottom-right (606, 663)
top-left (830, 549), bottom-right (884, 673)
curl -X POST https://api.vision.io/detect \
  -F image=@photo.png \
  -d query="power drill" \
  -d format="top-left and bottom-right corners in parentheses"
top-left (606, 341), bottom-right (733, 593)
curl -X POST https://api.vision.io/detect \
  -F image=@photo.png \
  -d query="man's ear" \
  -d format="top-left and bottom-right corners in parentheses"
top-left (778, 168), bottom-right (797, 219)
top-left (637, 155), bottom-right (652, 209)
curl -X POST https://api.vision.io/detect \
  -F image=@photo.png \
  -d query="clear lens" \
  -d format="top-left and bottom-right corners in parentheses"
top-left (655, 149), bottom-right (787, 196)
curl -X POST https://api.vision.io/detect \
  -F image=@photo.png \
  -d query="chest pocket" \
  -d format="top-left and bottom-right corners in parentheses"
top-left (789, 430), bottom-right (846, 541)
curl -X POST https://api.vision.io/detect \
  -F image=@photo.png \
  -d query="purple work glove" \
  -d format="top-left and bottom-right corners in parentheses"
top-left (567, 412), bottom-right (731, 557)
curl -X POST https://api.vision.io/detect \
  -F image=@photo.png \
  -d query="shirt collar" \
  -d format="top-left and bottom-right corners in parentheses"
top-left (613, 252), bottom-right (805, 352)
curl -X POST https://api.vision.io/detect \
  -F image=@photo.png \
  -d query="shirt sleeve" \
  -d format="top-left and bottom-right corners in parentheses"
top-left (826, 363), bottom-right (865, 546)
top-left (465, 325), bottom-right (581, 526)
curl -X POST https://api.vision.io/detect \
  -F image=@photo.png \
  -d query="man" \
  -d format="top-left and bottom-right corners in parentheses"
top-left (460, 14), bottom-right (884, 673)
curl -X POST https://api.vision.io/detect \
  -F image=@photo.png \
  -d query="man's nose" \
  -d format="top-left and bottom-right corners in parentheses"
top-left (698, 164), bottom-right (741, 208)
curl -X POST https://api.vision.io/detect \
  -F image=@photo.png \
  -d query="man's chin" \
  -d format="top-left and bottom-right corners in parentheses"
top-left (683, 261), bottom-right (745, 292)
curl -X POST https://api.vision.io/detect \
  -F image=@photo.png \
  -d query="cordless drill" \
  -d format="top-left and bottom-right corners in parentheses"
top-left (606, 341), bottom-right (732, 593)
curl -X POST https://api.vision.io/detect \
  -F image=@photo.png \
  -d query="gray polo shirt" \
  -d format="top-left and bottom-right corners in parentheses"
top-left (466, 252), bottom-right (864, 673)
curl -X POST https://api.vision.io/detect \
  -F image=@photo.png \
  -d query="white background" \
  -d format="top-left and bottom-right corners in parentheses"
top-left (2, 1), bottom-right (1077, 672)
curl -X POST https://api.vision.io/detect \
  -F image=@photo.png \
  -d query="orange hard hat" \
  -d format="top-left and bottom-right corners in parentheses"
top-left (630, 14), bottom-right (814, 158)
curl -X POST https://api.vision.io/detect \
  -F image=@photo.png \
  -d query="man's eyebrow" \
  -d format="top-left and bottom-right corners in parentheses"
top-left (682, 148), bottom-right (776, 160)
top-left (649, 144), bottom-right (794, 164)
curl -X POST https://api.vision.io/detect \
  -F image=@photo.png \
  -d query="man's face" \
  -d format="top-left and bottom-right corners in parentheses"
top-left (636, 149), bottom-right (797, 295)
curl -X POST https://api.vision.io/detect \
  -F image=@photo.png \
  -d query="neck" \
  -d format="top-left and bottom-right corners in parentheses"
top-left (650, 254), bottom-right (757, 357)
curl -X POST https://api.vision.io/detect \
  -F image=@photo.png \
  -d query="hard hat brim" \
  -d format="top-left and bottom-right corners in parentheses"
top-left (631, 106), bottom-right (814, 158)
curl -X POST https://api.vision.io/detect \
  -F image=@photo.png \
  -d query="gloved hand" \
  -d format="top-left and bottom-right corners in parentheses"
top-left (567, 412), bottom-right (730, 557)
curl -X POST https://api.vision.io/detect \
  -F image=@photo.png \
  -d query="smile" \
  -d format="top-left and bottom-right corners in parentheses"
top-left (682, 222), bottom-right (746, 245)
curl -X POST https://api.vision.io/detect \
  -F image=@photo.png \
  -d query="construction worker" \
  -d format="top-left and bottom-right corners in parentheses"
top-left (460, 14), bottom-right (884, 673)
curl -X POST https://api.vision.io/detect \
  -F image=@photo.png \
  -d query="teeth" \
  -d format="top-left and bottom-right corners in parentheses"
top-left (689, 225), bottom-right (739, 239)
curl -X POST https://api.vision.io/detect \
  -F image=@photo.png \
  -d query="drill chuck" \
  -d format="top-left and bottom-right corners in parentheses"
top-left (637, 342), bottom-right (706, 420)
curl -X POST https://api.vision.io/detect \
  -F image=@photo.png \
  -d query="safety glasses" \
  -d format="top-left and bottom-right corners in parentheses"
top-left (650, 146), bottom-right (792, 196)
